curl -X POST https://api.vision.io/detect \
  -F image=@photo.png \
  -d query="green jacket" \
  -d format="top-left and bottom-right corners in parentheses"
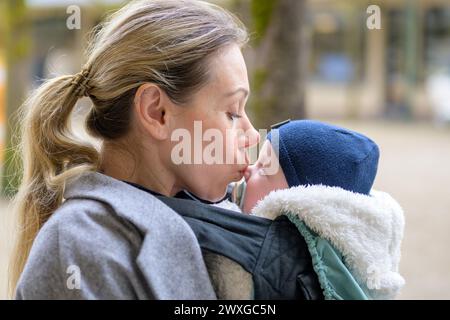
top-left (287, 214), bottom-right (371, 300)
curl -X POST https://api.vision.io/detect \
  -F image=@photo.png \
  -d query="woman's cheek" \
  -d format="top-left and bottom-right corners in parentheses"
top-left (227, 137), bottom-right (240, 166)
top-left (225, 125), bottom-right (248, 166)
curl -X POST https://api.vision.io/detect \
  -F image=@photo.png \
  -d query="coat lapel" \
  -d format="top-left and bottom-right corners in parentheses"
top-left (64, 171), bottom-right (217, 299)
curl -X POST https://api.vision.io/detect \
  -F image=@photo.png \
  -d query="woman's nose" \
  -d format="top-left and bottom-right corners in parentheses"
top-left (240, 117), bottom-right (260, 149)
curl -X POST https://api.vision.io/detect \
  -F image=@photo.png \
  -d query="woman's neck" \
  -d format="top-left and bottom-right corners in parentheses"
top-left (100, 141), bottom-right (181, 197)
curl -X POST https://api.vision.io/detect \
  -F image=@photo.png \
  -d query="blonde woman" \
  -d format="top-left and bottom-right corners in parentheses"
top-left (10, 0), bottom-right (259, 299)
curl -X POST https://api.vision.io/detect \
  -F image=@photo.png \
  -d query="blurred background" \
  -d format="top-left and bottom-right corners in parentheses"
top-left (1, 0), bottom-right (449, 299)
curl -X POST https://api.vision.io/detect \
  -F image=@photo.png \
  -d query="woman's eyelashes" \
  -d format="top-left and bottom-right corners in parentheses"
top-left (226, 112), bottom-right (243, 121)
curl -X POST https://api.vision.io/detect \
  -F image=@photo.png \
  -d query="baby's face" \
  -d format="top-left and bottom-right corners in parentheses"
top-left (242, 140), bottom-right (288, 213)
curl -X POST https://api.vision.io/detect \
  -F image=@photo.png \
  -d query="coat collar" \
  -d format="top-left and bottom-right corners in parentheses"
top-left (64, 171), bottom-right (217, 299)
top-left (64, 171), bottom-right (170, 232)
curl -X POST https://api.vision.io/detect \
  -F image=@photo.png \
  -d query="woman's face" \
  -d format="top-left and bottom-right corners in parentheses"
top-left (165, 44), bottom-right (259, 201)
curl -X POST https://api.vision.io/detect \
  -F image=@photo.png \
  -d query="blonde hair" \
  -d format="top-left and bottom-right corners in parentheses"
top-left (9, 0), bottom-right (248, 297)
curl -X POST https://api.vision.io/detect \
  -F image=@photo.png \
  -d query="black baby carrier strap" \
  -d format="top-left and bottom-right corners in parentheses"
top-left (154, 195), bottom-right (323, 300)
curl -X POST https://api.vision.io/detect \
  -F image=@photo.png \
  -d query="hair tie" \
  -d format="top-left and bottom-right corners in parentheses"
top-left (71, 68), bottom-right (91, 97)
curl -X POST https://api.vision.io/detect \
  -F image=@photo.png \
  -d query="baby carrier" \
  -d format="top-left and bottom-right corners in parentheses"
top-left (152, 192), bottom-right (324, 300)
top-left (126, 180), bottom-right (322, 299)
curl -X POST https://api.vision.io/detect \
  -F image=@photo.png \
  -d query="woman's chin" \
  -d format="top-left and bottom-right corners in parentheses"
top-left (233, 170), bottom-right (246, 182)
top-left (193, 184), bottom-right (227, 203)
top-left (191, 172), bottom-right (244, 202)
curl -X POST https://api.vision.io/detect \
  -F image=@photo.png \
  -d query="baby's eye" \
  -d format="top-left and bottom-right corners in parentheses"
top-left (258, 167), bottom-right (267, 176)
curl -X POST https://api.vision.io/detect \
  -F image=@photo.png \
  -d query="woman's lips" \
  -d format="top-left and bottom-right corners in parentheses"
top-left (243, 166), bottom-right (251, 182)
top-left (238, 166), bottom-right (248, 179)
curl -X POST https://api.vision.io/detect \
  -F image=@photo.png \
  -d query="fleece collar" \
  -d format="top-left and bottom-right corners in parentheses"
top-left (251, 185), bottom-right (405, 299)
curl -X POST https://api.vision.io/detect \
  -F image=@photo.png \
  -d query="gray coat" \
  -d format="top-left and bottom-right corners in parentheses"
top-left (15, 172), bottom-right (217, 300)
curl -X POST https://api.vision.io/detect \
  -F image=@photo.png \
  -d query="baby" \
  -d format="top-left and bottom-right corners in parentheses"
top-left (234, 119), bottom-right (380, 213)
top-left (215, 120), bottom-right (405, 299)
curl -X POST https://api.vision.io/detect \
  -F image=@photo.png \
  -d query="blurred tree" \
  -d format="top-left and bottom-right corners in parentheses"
top-left (1, 0), bottom-right (30, 197)
top-left (233, 0), bottom-right (307, 129)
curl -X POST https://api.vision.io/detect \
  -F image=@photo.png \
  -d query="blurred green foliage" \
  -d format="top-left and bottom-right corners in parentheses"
top-left (250, 0), bottom-right (277, 44)
top-left (1, 0), bottom-right (30, 63)
top-left (1, 0), bottom-right (29, 197)
top-left (250, 68), bottom-right (270, 125)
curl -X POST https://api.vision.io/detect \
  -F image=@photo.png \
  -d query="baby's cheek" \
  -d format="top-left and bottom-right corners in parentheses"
top-left (243, 175), bottom-right (271, 213)
top-left (242, 178), bottom-right (260, 213)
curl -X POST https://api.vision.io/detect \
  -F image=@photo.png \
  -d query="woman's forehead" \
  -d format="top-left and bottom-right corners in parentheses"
top-left (208, 45), bottom-right (249, 94)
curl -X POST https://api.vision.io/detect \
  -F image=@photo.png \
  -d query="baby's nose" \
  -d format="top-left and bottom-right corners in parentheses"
top-left (244, 165), bottom-right (254, 182)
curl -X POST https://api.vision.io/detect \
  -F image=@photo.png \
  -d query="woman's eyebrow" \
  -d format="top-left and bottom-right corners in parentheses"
top-left (224, 87), bottom-right (249, 99)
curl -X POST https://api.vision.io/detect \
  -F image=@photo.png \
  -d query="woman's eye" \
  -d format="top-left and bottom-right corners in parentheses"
top-left (227, 112), bottom-right (243, 121)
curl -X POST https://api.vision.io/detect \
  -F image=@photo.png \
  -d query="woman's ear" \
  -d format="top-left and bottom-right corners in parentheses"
top-left (134, 83), bottom-right (170, 140)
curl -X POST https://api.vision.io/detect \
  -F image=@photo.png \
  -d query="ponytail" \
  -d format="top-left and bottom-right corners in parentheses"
top-left (8, 70), bottom-right (99, 297)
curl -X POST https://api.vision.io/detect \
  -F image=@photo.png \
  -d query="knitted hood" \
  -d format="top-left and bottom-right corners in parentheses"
top-left (251, 185), bottom-right (405, 299)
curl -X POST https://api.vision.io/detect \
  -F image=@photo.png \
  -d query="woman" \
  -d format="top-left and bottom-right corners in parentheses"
top-left (10, 0), bottom-right (259, 299)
